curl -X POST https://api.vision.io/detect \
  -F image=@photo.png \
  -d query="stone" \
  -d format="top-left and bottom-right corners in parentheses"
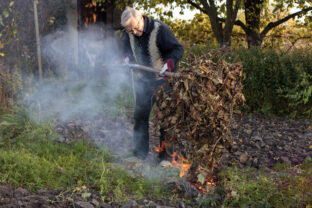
top-left (0, 185), bottom-right (13, 197)
top-left (246, 129), bottom-right (252, 135)
top-left (239, 154), bottom-right (248, 164)
top-left (13, 187), bottom-right (29, 197)
top-left (280, 156), bottom-right (291, 165)
top-left (254, 136), bottom-right (263, 143)
top-left (58, 136), bottom-right (66, 143)
top-left (100, 203), bottom-right (112, 208)
top-left (252, 158), bottom-right (259, 168)
top-left (234, 151), bottom-right (243, 157)
top-left (159, 160), bottom-right (171, 167)
top-left (91, 199), bottom-right (100, 207)
top-left (277, 146), bottom-right (283, 150)
top-left (75, 201), bottom-right (94, 208)
top-left (121, 200), bottom-right (138, 208)
top-left (178, 201), bottom-right (186, 208)
top-left (220, 153), bottom-right (230, 165)
top-left (17, 200), bottom-right (23, 206)
top-left (231, 145), bottom-right (238, 152)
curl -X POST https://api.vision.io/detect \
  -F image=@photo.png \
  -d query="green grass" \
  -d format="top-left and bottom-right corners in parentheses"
top-left (216, 162), bottom-right (312, 208)
top-left (1, 108), bottom-right (311, 207)
top-left (0, 108), bottom-right (168, 203)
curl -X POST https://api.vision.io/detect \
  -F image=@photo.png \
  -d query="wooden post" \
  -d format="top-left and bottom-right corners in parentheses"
top-left (67, 0), bottom-right (79, 66)
top-left (33, 0), bottom-right (42, 80)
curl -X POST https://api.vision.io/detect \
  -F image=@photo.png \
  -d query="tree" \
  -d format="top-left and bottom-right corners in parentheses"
top-left (137, 0), bottom-right (312, 48)
top-left (235, 0), bottom-right (312, 48)
top-left (138, 0), bottom-right (243, 47)
top-left (164, 13), bottom-right (215, 45)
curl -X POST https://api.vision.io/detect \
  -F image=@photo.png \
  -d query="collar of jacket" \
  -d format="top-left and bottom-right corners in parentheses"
top-left (142, 15), bottom-right (155, 35)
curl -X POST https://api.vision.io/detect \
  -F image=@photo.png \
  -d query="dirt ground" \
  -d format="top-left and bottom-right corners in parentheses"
top-left (0, 115), bottom-right (311, 208)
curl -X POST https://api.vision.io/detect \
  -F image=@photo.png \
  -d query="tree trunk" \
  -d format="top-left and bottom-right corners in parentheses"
top-left (206, 9), bottom-right (224, 47)
top-left (239, 2), bottom-right (312, 48)
top-left (246, 30), bottom-right (262, 48)
top-left (187, 0), bottom-right (241, 47)
top-left (245, 0), bottom-right (262, 48)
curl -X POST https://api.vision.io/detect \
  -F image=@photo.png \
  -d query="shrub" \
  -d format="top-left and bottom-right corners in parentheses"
top-left (183, 46), bottom-right (312, 118)
top-left (233, 47), bottom-right (312, 118)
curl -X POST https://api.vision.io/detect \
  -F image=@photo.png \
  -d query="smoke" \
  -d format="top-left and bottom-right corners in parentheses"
top-left (29, 25), bottom-right (130, 119)
top-left (22, 23), bottom-right (181, 182)
top-left (22, 24), bottom-right (134, 155)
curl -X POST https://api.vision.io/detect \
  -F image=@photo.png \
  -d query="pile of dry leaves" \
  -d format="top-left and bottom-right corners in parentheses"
top-left (154, 52), bottom-right (245, 176)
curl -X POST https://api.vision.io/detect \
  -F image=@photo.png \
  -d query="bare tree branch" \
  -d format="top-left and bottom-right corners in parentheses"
top-left (260, 7), bottom-right (312, 39)
top-left (186, 0), bottom-right (207, 14)
top-left (219, 18), bottom-right (249, 33)
top-left (234, 19), bottom-right (249, 33)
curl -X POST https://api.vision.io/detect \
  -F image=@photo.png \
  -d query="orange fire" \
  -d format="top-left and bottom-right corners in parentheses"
top-left (154, 142), bottom-right (190, 177)
top-left (154, 142), bottom-right (171, 153)
top-left (193, 176), bottom-right (217, 194)
top-left (154, 143), bottom-right (216, 193)
top-left (170, 152), bottom-right (191, 178)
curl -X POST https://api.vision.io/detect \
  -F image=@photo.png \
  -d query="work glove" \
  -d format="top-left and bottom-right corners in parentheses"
top-left (122, 53), bottom-right (132, 65)
top-left (159, 59), bottom-right (174, 80)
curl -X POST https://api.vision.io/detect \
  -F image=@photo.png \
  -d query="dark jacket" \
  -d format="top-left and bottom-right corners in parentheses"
top-left (122, 15), bottom-right (184, 81)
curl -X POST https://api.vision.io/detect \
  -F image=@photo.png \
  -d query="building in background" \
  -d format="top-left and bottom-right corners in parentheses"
top-left (67, 0), bottom-right (124, 66)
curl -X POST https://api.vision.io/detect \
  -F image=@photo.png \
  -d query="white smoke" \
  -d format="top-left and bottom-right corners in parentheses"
top-left (26, 24), bottom-right (132, 121)
top-left (22, 24), bottom-right (134, 156)
top-left (22, 24), bottom-right (182, 181)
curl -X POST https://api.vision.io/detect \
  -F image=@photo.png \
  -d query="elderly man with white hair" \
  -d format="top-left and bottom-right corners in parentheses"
top-left (121, 7), bottom-right (184, 162)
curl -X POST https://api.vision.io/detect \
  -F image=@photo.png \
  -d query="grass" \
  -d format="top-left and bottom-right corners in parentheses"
top-left (1, 108), bottom-right (311, 207)
top-left (0, 108), bottom-right (168, 203)
top-left (214, 161), bottom-right (312, 208)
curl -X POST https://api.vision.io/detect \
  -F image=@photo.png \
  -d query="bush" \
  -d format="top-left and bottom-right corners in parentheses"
top-left (183, 46), bottom-right (312, 118)
top-left (233, 47), bottom-right (312, 118)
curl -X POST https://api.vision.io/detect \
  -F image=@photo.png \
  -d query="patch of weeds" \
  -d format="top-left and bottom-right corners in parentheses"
top-left (196, 190), bottom-right (222, 208)
top-left (281, 158), bottom-right (312, 206)
top-left (0, 108), bottom-right (173, 203)
top-left (0, 107), bottom-right (56, 146)
top-left (273, 162), bottom-right (290, 171)
top-left (218, 166), bottom-right (300, 208)
top-left (99, 165), bottom-right (167, 203)
top-left (300, 157), bottom-right (312, 170)
top-left (0, 138), bottom-right (108, 191)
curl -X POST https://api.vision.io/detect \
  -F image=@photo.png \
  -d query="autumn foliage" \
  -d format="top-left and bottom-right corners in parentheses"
top-left (154, 49), bottom-right (245, 175)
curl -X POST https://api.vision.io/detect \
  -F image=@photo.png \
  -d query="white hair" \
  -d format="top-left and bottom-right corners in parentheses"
top-left (121, 7), bottom-right (142, 27)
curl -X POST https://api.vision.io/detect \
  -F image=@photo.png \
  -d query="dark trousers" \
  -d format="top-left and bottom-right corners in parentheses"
top-left (133, 80), bottom-right (167, 159)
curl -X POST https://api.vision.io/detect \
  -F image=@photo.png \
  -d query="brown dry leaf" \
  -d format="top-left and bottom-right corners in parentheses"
top-left (154, 50), bottom-right (245, 174)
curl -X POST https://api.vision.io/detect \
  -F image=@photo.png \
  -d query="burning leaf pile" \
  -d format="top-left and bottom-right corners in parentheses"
top-left (154, 52), bottom-right (245, 182)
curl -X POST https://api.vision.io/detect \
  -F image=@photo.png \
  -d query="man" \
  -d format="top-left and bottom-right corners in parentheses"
top-left (121, 7), bottom-right (184, 162)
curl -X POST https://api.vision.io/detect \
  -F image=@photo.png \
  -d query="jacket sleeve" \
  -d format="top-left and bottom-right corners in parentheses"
top-left (157, 22), bottom-right (184, 65)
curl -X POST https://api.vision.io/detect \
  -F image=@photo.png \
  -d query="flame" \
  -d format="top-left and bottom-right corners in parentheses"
top-left (154, 143), bottom-right (190, 177)
top-left (193, 176), bottom-right (217, 194)
top-left (154, 143), bottom-right (216, 193)
top-left (170, 152), bottom-right (191, 178)
top-left (154, 142), bottom-right (171, 152)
